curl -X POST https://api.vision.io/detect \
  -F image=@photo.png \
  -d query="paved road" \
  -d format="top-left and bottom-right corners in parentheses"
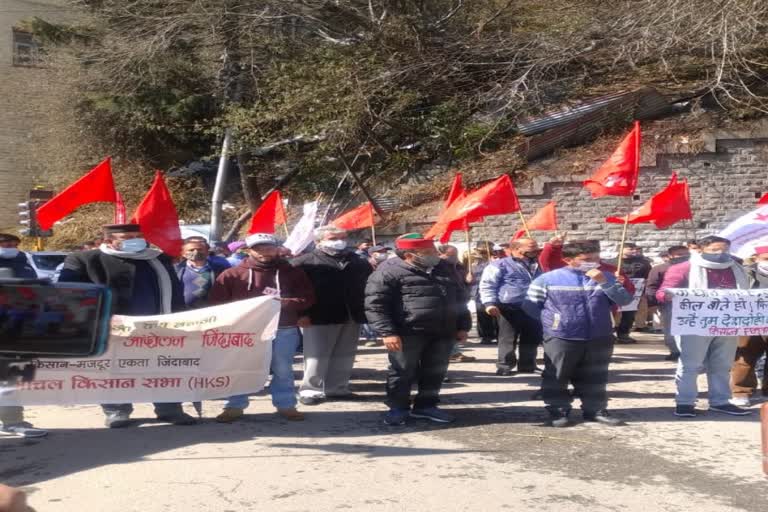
top-left (0, 335), bottom-right (764, 511)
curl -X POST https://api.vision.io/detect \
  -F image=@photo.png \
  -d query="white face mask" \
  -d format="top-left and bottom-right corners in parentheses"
top-left (0, 248), bottom-right (19, 259)
top-left (757, 262), bottom-right (768, 275)
top-left (574, 261), bottom-right (600, 272)
top-left (119, 238), bottom-right (148, 253)
top-left (319, 239), bottom-right (347, 252)
top-left (372, 253), bottom-right (388, 263)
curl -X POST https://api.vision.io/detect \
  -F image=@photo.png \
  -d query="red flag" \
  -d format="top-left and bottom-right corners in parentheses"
top-left (37, 157), bottom-right (117, 230)
top-left (425, 175), bottom-right (520, 240)
top-left (248, 190), bottom-right (286, 234)
top-left (332, 202), bottom-right (375, 230)
top-left (440, 173), bottom-right (471, 243)
top-left (758, 192), bottom-right (768, 205)
top-left (513, 201), bottom-right (558, 239)
top-left (605, 173), bottom-right (692, 229)
top-left (584, 121), bottom-right (641, 198)
top-left (130, 171), bottom-right (182, 257)
top-left (114, 192), bottom-right (127, 224)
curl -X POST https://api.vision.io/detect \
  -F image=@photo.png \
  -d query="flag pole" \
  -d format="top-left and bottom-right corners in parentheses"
top-left (517, 210), bottom-right (532, 238)
top-left (615, 196), bottom-right (633, 276)
top-left (371, 223), bottom-right (377, 245)
top-left (465, 223), bottom-right (473, 281)
top-left (282, 223), bottom-right (290, 238)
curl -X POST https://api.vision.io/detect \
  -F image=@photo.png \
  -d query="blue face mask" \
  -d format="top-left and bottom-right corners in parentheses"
top-left (701, 252), bottom-right (730, 264)
top-left (120, 238), bottom-right (148, 253)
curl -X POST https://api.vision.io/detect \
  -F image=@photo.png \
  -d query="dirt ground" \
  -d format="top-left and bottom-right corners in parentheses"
top-left (0, 333), bottom-right (764, 512)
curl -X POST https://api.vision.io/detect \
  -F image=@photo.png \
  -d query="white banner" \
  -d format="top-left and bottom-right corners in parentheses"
top-left (669, 288), bottom-right (768, 337)
top-left (620, 278), bottom-right (646, 312)
top-left (717, 205), bottom-right (768, 258)
top-left (284, 201), bottom-right (318, 255)
top-left (0, 297), bottom-right (280, 406)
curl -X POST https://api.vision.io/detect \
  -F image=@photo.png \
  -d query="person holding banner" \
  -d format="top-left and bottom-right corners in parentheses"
top-left (59, 223), bottom-right (197, 428)
top-left (480, 237), bottom-right (543, 375)
top-left (657, 235), bottom-right (751, 417)
top-left (365, 234), bottom-right (471, 425)
top-left (209, 233), bottom-right (315, 422)
top-left (729, 245), bottom-right (768, 407)
top-left (524, 240), bottom-right (633, 428)
top-left (609, 243), bottom-right (652, 344)
top-left (292, 226), bottom-right (372, 405)
top-left (646, 245), bottom-right (690, 361)
top-left (175, 237), bottom-right (231, 309)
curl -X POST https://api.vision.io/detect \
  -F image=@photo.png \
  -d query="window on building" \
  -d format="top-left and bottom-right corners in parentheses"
top-left (12, 29), bottom-right (41, 67)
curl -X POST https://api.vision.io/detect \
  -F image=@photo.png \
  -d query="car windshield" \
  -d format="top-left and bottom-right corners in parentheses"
top-left (32, 254), bottom-right (67, 271)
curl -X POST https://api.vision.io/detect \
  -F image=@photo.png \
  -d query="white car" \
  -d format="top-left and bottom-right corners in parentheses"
top-left (25, 251), bottom-right (68, 280)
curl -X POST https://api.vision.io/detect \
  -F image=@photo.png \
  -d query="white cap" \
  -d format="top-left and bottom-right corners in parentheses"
top-left (245, 233), bottom-right (279, 248)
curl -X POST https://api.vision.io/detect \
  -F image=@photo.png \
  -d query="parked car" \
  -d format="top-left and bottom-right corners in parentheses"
top-left (25, 251), bottom-right (68, 280)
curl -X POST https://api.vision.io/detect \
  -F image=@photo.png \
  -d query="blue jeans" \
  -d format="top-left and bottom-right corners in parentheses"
top-left (225, 327), bottom-right (300, 410)
top-left (675, 335), bottom-right (738, 406)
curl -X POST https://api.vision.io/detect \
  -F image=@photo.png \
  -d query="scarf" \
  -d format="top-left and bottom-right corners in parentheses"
top-left (688, 251), bottom-right (749, 290)
top-left (99, 244), bottom-right (173, 313)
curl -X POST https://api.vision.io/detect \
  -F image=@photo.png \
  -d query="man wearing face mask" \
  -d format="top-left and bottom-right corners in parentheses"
top-left (437, 244), bottom-right (476, 363)
top-left (608, 243), bottom-right (652, 344)
top-left (657, 235), bottom-right (751, 417)
top-left (367, 245), bottom-right (391, 270)
top-left (729, 245), bottom-right (768, 407)
top-left (480, 238), bottom-right (543, 375)
top-left (209, 233), bottom-right (315, 422)
top-left (175, 237), bottom-right (230, 309)
top-left (523, 240), bottom-right (633, 427)
top-left (366, 234), bottom-right (471, 425)
top-left (291, 226), bottom-right (372, 405)
top-left (0, 234), bottom-right (47, 438)
top-left (646, 245), bottom-right (690, 361)
top-left (59, 223), bottom-right (196, 428)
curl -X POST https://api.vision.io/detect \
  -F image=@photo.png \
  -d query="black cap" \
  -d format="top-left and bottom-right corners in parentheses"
top-left (103, 223), bottom-right (142, 234)
top-left (0, 233), bottom-right (21, 244)
top-left (369, 245), bottom-right (390, 253)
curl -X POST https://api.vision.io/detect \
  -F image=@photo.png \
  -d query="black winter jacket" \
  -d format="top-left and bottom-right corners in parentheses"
top-left (291, 248), bottom-right (372, 324)
top-left (0, 252), bottom-right (36, 279)
top-left (365, 258), bottom-right (472, 337)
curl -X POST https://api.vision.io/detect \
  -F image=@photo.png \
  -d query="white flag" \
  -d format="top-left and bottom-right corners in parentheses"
top-left (284, 201), bottom-right (318, 255)
top-left (718, 205), bottom-right (768, 257)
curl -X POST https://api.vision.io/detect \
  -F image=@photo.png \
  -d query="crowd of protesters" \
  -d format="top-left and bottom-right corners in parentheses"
top-left (1, 224), bottom-right (765, 437)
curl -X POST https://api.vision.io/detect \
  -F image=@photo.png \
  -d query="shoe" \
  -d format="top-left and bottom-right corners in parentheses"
top-left (104, 412), bottom-right (133, 429)
top-left (0, 422), bottom-right (48, 438)
top-left (730, 396), bottom-right (750, 407)
top-left (709, 403), bottom-right (752, 416)
top-left (616, 336), bottom-right (637, 344)
top-left (479, 338), bottom-right (495, 345)
top-left (383, 408), bottom-right (410, 426)
top-left (277, 408), bottom-right (305, 421)
top-left (673, 405), bottom-right (696, 418)
top-left (215, 408), bottom-right (245, 423)
top-left (495, 368), bottom-right (514, 376)
top-left (364, 341), bottom-right (378, 347)
top-left (517, 366), bottom-right (543, 374)
top-left (664, 353), bottom-right (680, 361)
top-left (325, 393), bottom-right (362, 402)
top-left (449, 353), bottom-right (476, 363)
top-left (157, 412), bottom-right (198, 425)
top-left (547, 410), bottom-right (572, 428)
top-left (442, 376), bottom-right (452, 383)
top-left (299, 395), bottom-right (324, 406)
top-left (583, 410), bottom-right (624, 426)
top-left (410, 407), bottom-right (455, 423)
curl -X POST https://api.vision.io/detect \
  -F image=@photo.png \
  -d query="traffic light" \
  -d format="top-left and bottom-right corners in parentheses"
top-left (18, 200), bottom-right (53, 238)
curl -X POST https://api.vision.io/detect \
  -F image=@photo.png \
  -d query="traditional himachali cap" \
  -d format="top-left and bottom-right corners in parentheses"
top-left (395, 233), bottom-right (435, 250)
top-left (755, 246), bottom-right (768, 255)
top-left (103, 223), bottom-right (141, 234)
top-left (245, 233), bottom-right (278, 248)
top-left (228, 240), bottom-right (246, 252)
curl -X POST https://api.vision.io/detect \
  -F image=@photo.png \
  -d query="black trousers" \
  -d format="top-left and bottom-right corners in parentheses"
top-left (616, 311), bottom-right (636, 336)
top-left (475, 302), bottom-right (498, 341)
top-left (497, 305), bottom-right (542, 370)
top-left (541, 337), bottom-right (614, 415)
top-left (386, 334), bottom-right (453, 410)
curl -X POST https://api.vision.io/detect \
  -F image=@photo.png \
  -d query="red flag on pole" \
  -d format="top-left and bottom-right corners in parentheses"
top-left (758, 192), bottom-right (768, 205)
top-left (513, 201), bottom-right (558, 239)
top-left (439, 173), bottom-right (472, 243)
top-left (114, 192), bottom-right (127, 224)
top-left (332, 202), bottom-right (375, 230)
top-left (425, 175), bottom-right (520, 240)
top-left (248, 190), bottom-right (286, 234)
top-left (130, 171), bottom-right (182, 257)
top-left (37, 157), bottom-right (117, 230)
top-left (584, 121), bottom-right (641, 198)
top-left (605, 173), bottom-right (692, 229)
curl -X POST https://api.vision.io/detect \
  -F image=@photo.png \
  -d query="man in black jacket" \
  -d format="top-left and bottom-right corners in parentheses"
top-left (291, 226), bottom-right (372, 405)
top-left (645, 245), bottom-right (689, 360)
top-left (58, 224), bottom-right (196, 428)
top-left (608, 242), bottom-right (652, 343)
top-left (366, 234), bottom-right (471, 426)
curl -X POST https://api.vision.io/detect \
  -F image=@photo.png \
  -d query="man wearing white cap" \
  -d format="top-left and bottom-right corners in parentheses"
top-left (209, 233), bottom-right (315, 421)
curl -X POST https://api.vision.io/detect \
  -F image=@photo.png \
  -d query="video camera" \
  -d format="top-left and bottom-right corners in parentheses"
top-left (0, 277), bottom-right (112, 386)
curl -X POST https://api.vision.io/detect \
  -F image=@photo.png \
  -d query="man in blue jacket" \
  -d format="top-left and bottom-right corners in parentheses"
top-left (480, 237), bottom-right (542, 375)
top-left (524, 240), bottom-right (633, 427)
